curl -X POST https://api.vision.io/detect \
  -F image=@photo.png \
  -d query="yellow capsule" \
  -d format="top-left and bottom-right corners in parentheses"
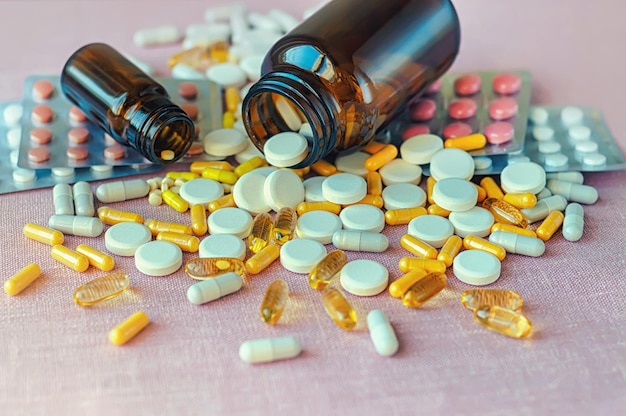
top-left (51, 245), bottom-right (89, 272)
top-left (310, 160), bottom-right (338, 176)
top-left (167, 45), bottom-right (211, 69)
top-left (426, 176), bottom-right (436, 204)
top-left (463, 235), bottom-right (507, 261)
top-left (296, 201), bottom-right (342, 216)
top-left (473, 305), bottom-right (532, 338)
top-left (473, 183), bottom-right (487, 203)
top-left (23, 223), bottom-right (64, 246)
top-left (166, 171), bottom-right (199, 181)
top-left (185, 257), bottom-right (245, 280)
top-left (321, 286), bottom-right (357, 331)
top-left (385, 207), bottom-right (427, 225)
top-left (365, 144), bottom-right (398, 171)
top-left (289, 166), bottom-right (310, 177)
top-left (245, 244), bottom-right (280, 275)
top-left (144, 219), bottom-right (193, 236)
top-left (222, 111), bottom-right (235, 128)
top-left (157, 232), bottom-right (200, 253)
top-left (344, 194), bottom-right (384, 208)
top-left (402, 272), bottom-right (447, 308)
top-left (461, 289), bottom-right (523, 311)
top-left (109, 311), bottom-right (150, 345)
top-left (4, 263), bottom-right (41, 295)
top-left (388, 268), bottom-right (428, 298)
top-left (362, 140), bottom-right (387, 154)
top-left (225, 86), bottom-right (240, 113)
top-left (398, 257), bottom-right (446, 274)
top-left (201, 167), bottom-right (238, 185)
top-left (272, 207), bottom-right (297, 245)
top-left (162, 189), bottom-right (189, 213)
top-left (73, 272), bottom-right (130, 307)
top-left (491, 223), bottom-right (536, 238)
top-left (479, 177), bottom-right (505, 199)
top-left (234, 156), bottom-right (266, 177)
top-left (536, 211), bottom-right (564, 241)
top-left (437, 235), bottom-right (463, 267)
top-left (503, 192), bottom-right (537, 209)
top-left (208, 194), bottom-right (236, 212)
top-left (75, 244), bottom-right (115, 271)
top-left (190, 204), bottom-right (208, 237)
top-left (98, 207), bottom-right (143, 225)
top-left (190, 160), bottom-right (233, 174)
top-left (400, 234), bottom-right (438, 259)
top-left (260, 279), bottom-right (289, 325)
top-left (209, 41), bottom-right (229, 62)
top-left (309, 250), bottom-right (347, 290)
top-left (427, 203), bottom-right (451, 217)
top-left (482, 198), bottom-right (528, 228)
top-left (366, 171), bottom-right (383, 196)
top-left (444, 133), bottom-right (486, 151)
top-left (248, 212), bottom-right (273, 254)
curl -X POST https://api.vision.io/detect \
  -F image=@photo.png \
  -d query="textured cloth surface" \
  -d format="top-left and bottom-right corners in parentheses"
top-left (1, 1), bottom-right (625, 415)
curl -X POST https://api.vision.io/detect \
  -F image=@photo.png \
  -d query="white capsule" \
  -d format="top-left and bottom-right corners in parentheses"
top-left (96, 179), bottom-right (150, 203)
top-left (563, 203), bottom-right (584, 242)
top-left (73, 181), bottom-right (95, 217)
top-left (185, 22), bottom-right (231, 40)
top-left (535, 187), bottom-right (552, 200)
top-left (546, 179), bottom-right (598, 205)
top-left (171, 63), bottom-right (205, 80)
top-left (229, 9), bottom-right (250, 45)
top-left (367, 310), bottom-right (399, 357)
top-left (546, 171), bottom-right (584, 184)
top-left (488, 231), bottom-right (545, 257)
top-left (238, 336), bottom-right (302, 364)
top-left (186, 272), bottom-right (243, 305)
top-left (268, 9), bottom-right (300, 32)
top-left (49, 215), bottom-right (104, 237)
top-left (133, 25), bottom-right (181, 47)
top-left (204, 2), bottom-right (246, 22)
top-left (248, 11), bottom-right (282, 32)
top-left (332, 230), bottom-right (389, 253)
top-left (53, 183), bottom-right (74, 215)
top-left (521, 195), bottom-right (568, 223)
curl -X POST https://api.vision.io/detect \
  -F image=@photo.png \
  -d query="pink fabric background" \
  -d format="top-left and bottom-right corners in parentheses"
top-left (1, 1), bottom-right (625, 414)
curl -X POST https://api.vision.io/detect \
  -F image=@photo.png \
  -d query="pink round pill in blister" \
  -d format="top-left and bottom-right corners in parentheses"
top-left (443, 122), bottom-right (473, 139)
top-left (409, 99), bottom-right (437, 121)
top-left (425, 79), bottom-right (442, 95)
top-left (488, 97), bottom-right (518, 120)
top-left (68, 127), bottom-right (90, 144)
top-left (181, 103), bottom-right (199, 121)
top-left (104, 144), bottom-right (126, 160)
top-left (67, 146), bottom-right (89, 160)
top-left (484, 121), bottom-right (514, 144)
top-left (448, 98), bottom-right (477, 119)
top-left (30, 128), bottom-right (52, 145)
top-left (68, 106), bottom-right (87, 123)
top-left (454, 74), bottom-right (481, 96)
top-left (32, 104), bottom-right (54, 124)
top-left (402, 124), bottom-right (430, 140)
top-left (28, 147), bottom-right (50, 163)
top-left (186, 142), bottom-right (204, 156)
top-left (178, 82), bottom-right (198, 100)
top-left (32, 79), bottom-right (54, 100)
top-left (492, 73), bottom-right (522, 95)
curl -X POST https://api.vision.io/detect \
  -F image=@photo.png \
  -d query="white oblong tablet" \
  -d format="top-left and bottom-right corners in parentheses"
top-left (400, 134), bottom-right (444, 165)
top-left (322, 173), bottom-right (367, 205)
top-left (575, 140), bottom-right (599, 154)
top-left (207, 207), bottom-right (253, 238)
top-left (367, 309), bottom-right (399, 356)
top-left (544, 153), bottom-right (569, 168)
top-left (507, 155), bottom-right (530, 165)
top-left (340, 259), bottom-right (389, 296)
top-left (205, 63), bottom-right (248, 87)
top-left (135, 241), bottom-right (183, 276)
top-left (379, 159), bottom-right (422, 186)
top-left (203, 128), bottom-right (249, 157)
top-left (381, 183), bottom-right (427, 210)
top-left (500, 162), bottom-right (546, 194)
top-left (199, 233), bottom-right (246, 260)
top-left (179, 178), bottom-right (224, 207)
top-left (274, 96), bottom-right (303, 131)
top-left (407, 215), bottom-right (454, 248)
top-left (431, 178), bottom-right (478, 212)
top-left (232, 171), bottom-right (271, 214)
top-left (296, 210), bottom-right (342, 244)
top-left (448, 207), bottom-right (494, 238)
top-left (263, 132), bottom-right (308, 167)
top-left (105, 222), bottom-right (152, 256)
top-left (264, 169), bottom-right (305, 211)
top-left (303, 176), bottom-right (326, 202)
top-left (453, 250), bottom-right (501, 286)
top-left (339, 204), bottom-right (385, 233)
top-left (334, 151), bottom-right (369, 177)
top-left (428, 148), bottom-right (475, 181)
top-left (7, 127), bottom-right (22, 148)
top-left (280, 238), bottom-right (327, 274)
top-left (583, 153), bottom-right (607, 167)
top-left (239, 336), bottom-right (302, 364)
top-left (538, 140), bottom-right (561, 154)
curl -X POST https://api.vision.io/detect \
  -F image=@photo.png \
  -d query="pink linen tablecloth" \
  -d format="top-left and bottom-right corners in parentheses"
top-left (1, 1), bottom-right (625, 415)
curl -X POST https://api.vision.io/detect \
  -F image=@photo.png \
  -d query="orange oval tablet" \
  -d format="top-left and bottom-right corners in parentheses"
top-left (32, 104), bottom-right (54, 124)
top-left (32, 79), bottom-right (54, 100)
top-left (28, 147), bottom-right (50, 163)
top-left (30, 128), bottom-right (52, 144)
top-left (68, 127), bottom-right (90, 143)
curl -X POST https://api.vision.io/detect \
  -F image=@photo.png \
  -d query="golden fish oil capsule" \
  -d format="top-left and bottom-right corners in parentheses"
top-left (74, 272), bottom-right (130, 306)
top-left (109, 311), bottom-right (150, 345)
top-left (426, 176), bottom-right (436, 204)
top-left (97, 207), bottom-right (143, 225)
top-left (437, 235), bottom-right (462, 267)
top-left (536, 211), bottom-right (564, 241)
top-left (491, 223), bottom-right (536, 238)
top-left (473, 305), bottom-right (532, 338)
top-left (427, 203), bottom-right (451, 217)
top-left (260, 279), bottom-right (289, 325)
top-left (398, 257), bottom-right (446, 274)
top-left (272, 207), bottom-right (297, 245)
top-left (388, 268), bottom-right (428, 298)
top-left (190, 204), bottom-right (208, 237)
top-left (4, 263), bottom-right (41, 295)
top-left (463, 235), bottom-right (507, 261)
top-left (222, 111), bottom-right (235, 128)
top-left (461, 289), bottom-right (523, 311)
top-left (201, 167), bottom-right (238, 184)
top-left (503, 192), bottom-right (537, 209)
top-left (366, 171), bottom-right (383, 196)
top-left (479, 177), bottom-right (505, 199)
top-left (308, 250), bottom-right (347, 290)
top-left (225, 86), bottom-right (240, 113)
top-left (166, 171), bottom-right (199, 181)
top-left (400, 234), bottom-right (438, 259)
top-left (190, 160), bottom-right (233, 174)
top-left (248, 212), bottom-right (273, 254)
top-left (365, 144), bottom-right (397, 171)
top-left (234, 156), bottom-right (265, 177)
top-left (385, 207), bottom-right (427, 225)
top-left (162, 189), bottom-right (189, 213)
top-left (185, 257), bottom-right (245, 280)
top-left (23, 223), bottom-right (64, 246)
top-left (75, 244), bottom-right (115, 271)
top-left (443, 133), bottom-right (486, 151)
top-left (345, 194), bottom-right (384, 208)
top-left (296, 201), bottom-right (342, 216)
top-left (208, 194), bottom-right (236, 212)
top-left (51, 245), bottom-right (89, 272)
top-left (144, 219), bottom-right (193, 236)
top-left (310, 159), bottom-right (337, 176)
top-left (482, 197), bottom-right (528, 228)
top-left (245, 244), bottom-right (280, 275)
top-left (473, 183), bottom-right (487, 202)
top-left (402, 272), bottom-right (447, 308)
top-left (157, 232), bottom-right (200, 253)
top-left (321, 286), bottom-right (357, 331)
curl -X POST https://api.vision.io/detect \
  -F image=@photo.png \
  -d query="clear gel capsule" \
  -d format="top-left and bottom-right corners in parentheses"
top-left (109, 311), bottom-right (150, 345)
top-left (437, 235), bottom-right (462, 267)
top-left (332, 230), bottom-right (389, 253)
top-left (473, 305), bottom-right (532, 338)
top-left (482, 197), bottom-right (528, 229)
top-left (97, 206), bottom-right (143, 225)
top-left (309, 250), bottom-right (347, 290)
top-left (145, 219), bottom-right (193, 236)
top-left (72, 181), bottom-right (95, 216)
top-left (190, 204), bottom-right (208, 236)
top-left (388, 269), bottom-right (428, 298)
top-left (563, 203), bottom-right (584, 242)
top-left (245, 244), bottom-right (281, 275)
top-left (536, 211), bottom-right (564, 241)
top-left (53, 183), bottom-right (74, 215)
top-left (157, 232), bottom-right (200, 253)
top-left (398, 257), bottom-right (446, 274)
top-left (48, 215), bottom-right (104, 237)
top-left (23, 223), bottom-right (64, 246)
top-left (521, 195), bottom-right (567, 223)
top-left (463, 235), bottom-right (507, 261)
top-left (96, 179), bottom-right (150, 203)
top-left (239, 336), bottom-right (302, 364)
top-left (367, 309), bottom-right (399, 357)
top-left (461, 289), bottom-right (523, 311)
top-left (260, 279), bottom-right (289, 325)
top-left (4, 263), bottom-right (41, 295)
top-left (488, 231), bottom-right (545, 257)
top-left (162, 189), bottom-right (189, 213)
top-left (185, 257), bottom-right (245, 280)
top-left (249, 212), bottom-right (273, 254)
top-left (186, 272), bottom-right (243, 304)
top-left (400, 234), bottom-right (438, 259)
top-left (272, 207), bottom-right (297, 245)
top-left (402, 272), bottom-right (447, 308)
top-left (321, 286), bottom-right (357, 331)
top-left (74, 272), bottom-right (130, 306)
top-left (75, 244), bottom-right (115, 271)
top-left (51, 245), bottom-right (89, 272)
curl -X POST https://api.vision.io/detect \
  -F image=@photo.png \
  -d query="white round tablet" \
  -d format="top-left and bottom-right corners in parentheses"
top-left (407, 215), bottom-right (454, 248)
top-left (453, 250), bottom-right (501, 286)
top-left (340, 259), bottom-right (389, 296)
top-left (339, 204), bottom-right (385, 233)
top-left (381, 183), bottom-right (427, 210)
top-left (400, 134), bottom-right (444, 165)
top-left (568, 125), bottom-right (591, 142)
top-left (234, 140), bottom-right (265, 164)
top-left (448, 207), bottom-right (494, 238)
top-left (203, 128), bottom-right (248, 157)
top-left (264, 169), bottom-right (305, 211)
top-left (135, 240), bottom-right (183, 276)
top-left (538, 140), bottom-right (561, 154)
top-left (379, 159), bottom-right (422, 186)
top-left (3, 103), bottom-right (23, 126)
top-left (303, 176), bottom-right (327, 202)
top-left (296, 210), bottom-right (342, 244)
top-left (500, 162), bottom-right (546, 194)
top-left (322, 173), bottom-right (367, 204)
top-left (205, 62), bottom-right (248, 87)
top-left (561, 106), bottom-right (584, 126)
top-left (532, 126), bottom-right (554, 141)
top-left (431, 178), bottom-right (478, 212)
top-left (199, 233), bottom-right (246, 260)
top-left (6, 127), bottom-right (21, 148)
top-left (280, 238), bottom-right (327, 274)
top-left (507, 155), bottom-right (530, 165)
top-left (529, 107), bottom-right (549, 125)
top-left (575, 140), bottom-right (599, 154)
top-left (473, 157), bottom-right (492, 171)
top-left (583, 152), bottom-right (607, 166)
top-left (334, 151), bottom-right (369, 176)
top-left (12, 168), bottom-right (36, 183)
top-left (263, 132), bottom-right (308, 167)
top-left (232, 171), bottom-right (271, 214)
top-left (179, 178), bottom-right (224, 207)
top-left (429, 148), bottom-right (475, 181)
top-left (207, 207), bottom-right (253, 238)
top-left (544, 153), bottom-right (569, 168)
top-left (105, 222), bottom-right (152, 256)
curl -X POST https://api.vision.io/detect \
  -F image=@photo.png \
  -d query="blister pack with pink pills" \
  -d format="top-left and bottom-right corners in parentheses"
top-left (16, 75), bottom-right (222, 170)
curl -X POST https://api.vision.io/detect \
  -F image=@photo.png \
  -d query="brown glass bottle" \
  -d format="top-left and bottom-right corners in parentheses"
top-left (61, 43), bottom-right (194, 164)
top-left (242, 0), bottom-right (460, 168)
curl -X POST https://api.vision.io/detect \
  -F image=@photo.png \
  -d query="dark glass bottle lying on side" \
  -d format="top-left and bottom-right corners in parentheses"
top-left (243, 0), bottom-right (460, 168)
top-left (61, 43), bottom-right (194, 164)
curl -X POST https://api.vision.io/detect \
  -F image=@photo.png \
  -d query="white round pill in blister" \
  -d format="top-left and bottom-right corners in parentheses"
top-left (334, 151), bottom-right (369, 177)
top-left (529, 107), bottom-right (549, 125)
top-left (203, 128), bottom-right (249, 157)
top-left (280, 238), bottom-right (327, 274)
top-left (532, 126), bottom-right (554, 141)
top-left (500, 162), bottom-right (546, 194)
top-left (407, 215), bottom-right (454, 248)
top-left (453, 250), bottom-right (501, 286)
top-left (431, 178), bottom-right (478, 212)
top-left (3, 103), bottom-right (23, 126)
top-left (507, 155), bottom-right (530, 165)
top-left (179, 178), bottom-right (224, 207)
top-left (199, 233), bottom-right (246, 260)
top-left (474, 157), bottom-right (492, 171)
top-left (7, 127), bottom-right (22, 148)
top-left (428, 148), bottom-right (474, 181)
top-left (561, 106), bottom-right (584, 126)
top-left (400, 134), bottom-right (444, 165)
top-left (232, 171), bottom-right (271, 214)
top-left (583, 152), bottom-right (607, 167)
top-left (379, 159), bottom-right (422, 186)
top-left (12, 168), bottom-right (36, 183)
top-left (544, 153), bottom-right (569, 168)
top-left (569, 125), bottom-right (591, 141)
top-left (448, 207), bottom-right (494, 238)
top-left (264, 169), bottom-right (305, 211)
top-left (135, 241), bottom-right (183, 276)
top-left (340, 259), bottom-right (389, 296)
top-left (381, 183), bottom-right (427, 210)
top-left (205, 63), bottom-right (248, 87)
top-left (538, 141), bottom-right (561, 154)
top-left (322, 173), bottom-right (367, 205)
top-left (339, 204), bottom-right (385, 233)
top-left (263, 132), bottom-right (308, 167)
top-left (207, 207), bottom-right (253, 238)
top-left (303, 176), bottom-right (326, 202)
top-left (575, 140), bottom-right (599, 154)
top-left (296, 211), bottom-right (342, 244)
top-left (105, 222), bottom-right (152, 256)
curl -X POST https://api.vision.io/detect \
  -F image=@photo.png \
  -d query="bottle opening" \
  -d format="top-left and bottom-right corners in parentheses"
top-left (149, 116), bottom-right (195, 164)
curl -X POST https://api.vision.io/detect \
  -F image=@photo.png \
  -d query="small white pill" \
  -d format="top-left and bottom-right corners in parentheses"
top-left (575, 140), bottom-right (599, 154)
top-left (148, 190), bottom-right (163, 206)
top-left (171, 63), bottom-right (205, 80)
top-left (334, 151), bottom-right (369, 177)
top-left (72, 181), bottom-right (95, 217)
top-left (340, 259), bottom-right (389, 296)
top-left (474, 156), bottom-right (492, 171)
top-left (239, 54), bottom-right (264, 82)
top-left (248, 11), bottom-right (282, 32)
top-left (234, 140), bottom-right (265, 164)
top-left (432, 178), bottom-right (478, 212)
top-left (561, 106), bottom-right (584, 126)
top-left (203, 128), bottom-right (249, 157)
top-left (179, 178), bottom-right (224, 207)
top-left (529, 107), bottom-right (549, 124)
top-left (546, 172), bottom-right (584, 184)
top-left (7, 127), bottom-right (22, 149)
top-left (296, 210), bottom-right (342, 244)
top-left (367, 309), bottom-right (399, 357)
top-left (264, 169), bottom-right (305, 211)
top-left (204, 3), bottom-right (246, 21)
top-left (546, 179), bottom-right (598, 204)
top-left (322, 173), bottom-right (367, 205)
top-left (105, 222), bottom-right (152, 256)
top-left (532, 126), bottom-right (554, 141)
top-left (379, 159), bottom-right (422, 186)
top-left (339, 204), bottom-right (385, 233)
top-left (332, 230), bottom-right (389, 253)
top-left (280, 238), bottom-right (326, 274)
top-left (133, 25), bottom-right (181, 47)
top-left (453, 250), bottom-right (501, 286)
top-left (563, 203), bottom-right (584, 242)
top-left (488, 231), bottom-right (545, 257)
top-left (521, 195), bottom-right (568, 223)
top-left (263, 132), bottom-right (309, 167)
top-left (239, 336), bottom-right (302, 364)
top-left (448, 207), bottom-right (494, 238)
top-left (582, 152), bottom-right (607, 167)
top-left (232, 171), bottom-right (271, 214)
top-left (3, 103), bottom-right (23, 126)
top-left (543, 153), bottom-right (569, 168)
top-left (568, 125), bottom-right (591, 141)
top-left (538, 140), bottom-right (561, 154)
top-left (500, 162), bottom-right (546, 194)
top-left (206, 63), bottom-right (248, 88)
top-left (49, 215), bottom-right (103, 237)
top-left (400, 134), bottom-right (444, 165)
top-left (96, 179), bottom-right (150, 203)
top-left (12, 168), bottom-right (36, 183)
top-left (199, 233), bottom-right (246, 260)
top-left (208, 207), bottom-right (253, 238)
top-left (381, 183), bottom-right (427, 210)
top-left (268, 9), bottom-right (300, 32)
top-left (135, 241), bottom-right (182, 276)
top-left (187, 272), bottom-right (243, 305)
top-left (428, 148), bottom-right (474, 181)
top-left (407, 215), bottom-right (454, 248)
top-left (303, 176), bottom-right (327, 202)
top-left (507, 155), bottom-right (530, 165)
top-left (53, 183), bottom-right (74, 215)
top-left (53, 168), bottom-right (76, 178)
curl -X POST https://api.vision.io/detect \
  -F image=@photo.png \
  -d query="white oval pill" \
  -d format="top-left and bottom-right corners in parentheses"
top-left (334, 151), bottom-right (369, 177)
top-left (428, 148), bottom-right (474, 181)
top-left (407, 215), bottom-right (454, 248)
top-left (367, 309), bottom-right (399, 357)
top-left (500, 162), bottom-right (546, 194)
top-left (488, 231), bottom-right (545, 257)
top-left (448, 207), bottom-right (494, 238)
top-left (232, 171), bottom-right (271, 214)
top-left (575, 140), bottom-right (599, 154)
top-left (274, 96), bottom-right (303, 131)
top-left (3, 103), bottom-right (23, 126)
top-left (322, 173), bottom-right (367, 205)
top-left (171, 63), bottom-right (205, 80)
top-left (53, 183), bottom-right (74, 215)
top-left (332, 230), bottom-right (389, 253)
top-left (199, 233), bottom-right (246, 260)
top-left (453, 250), bottom-right (501, 286)
top-left (72, 181), bottom-right (95, 217)
top-left (400, 134), bottom-right (444, 165)
top-left (582, 153), bottom-right (607, 167)
top-left (239, 54), bottom-right (264, 82)
top-left (563, 203), bottom-right (584, 242)
top-left (7, 127), bottom-right (22, 149)
top-left (339, 204), bottom-right (385, 233)
top-left (379, 159), bottom-right (422, 186)
top-left (96, 179), bottom-right (150, 203)
top-left (432, 178), bottom-right (478, 212)
top-left (263, 132), bottom-right (309, 167)
top-left (203, 128), bottom-right (249, 157)
top-left (340, 259), bottom-right (389, 296)
top-left (381, 183), bottom-right (427, 210)
top-left (234, 140), bottom-right (265, 164)
top-left (105, 222), bottom-right (152, 256)
top-left (48, 215), bottom-right (103, 237)
top-left (296, 211), bottom-right (342, 244)
top-left (264, 169), bottom-right (305, 211)
top-left (187, 272), bottom-right (243, 305)
top-left (205, 63), bottom-right (248, 87)
top-left (280, 238), bottom-right (326, 274)
top-left (568, 125), bottom-right (591, 141)
top-left (207, 207), bottom-right (253, 238)
top-left (135, 241), bottom-right (183, 276)
top-left (546, 179), bottom-right (598, 204)
top-left (239, 336), bottom-right (302, 364)
top-left (179, 178), bottom-right (224, 207)
top-left (561, 106), bottom-right (584, 125)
